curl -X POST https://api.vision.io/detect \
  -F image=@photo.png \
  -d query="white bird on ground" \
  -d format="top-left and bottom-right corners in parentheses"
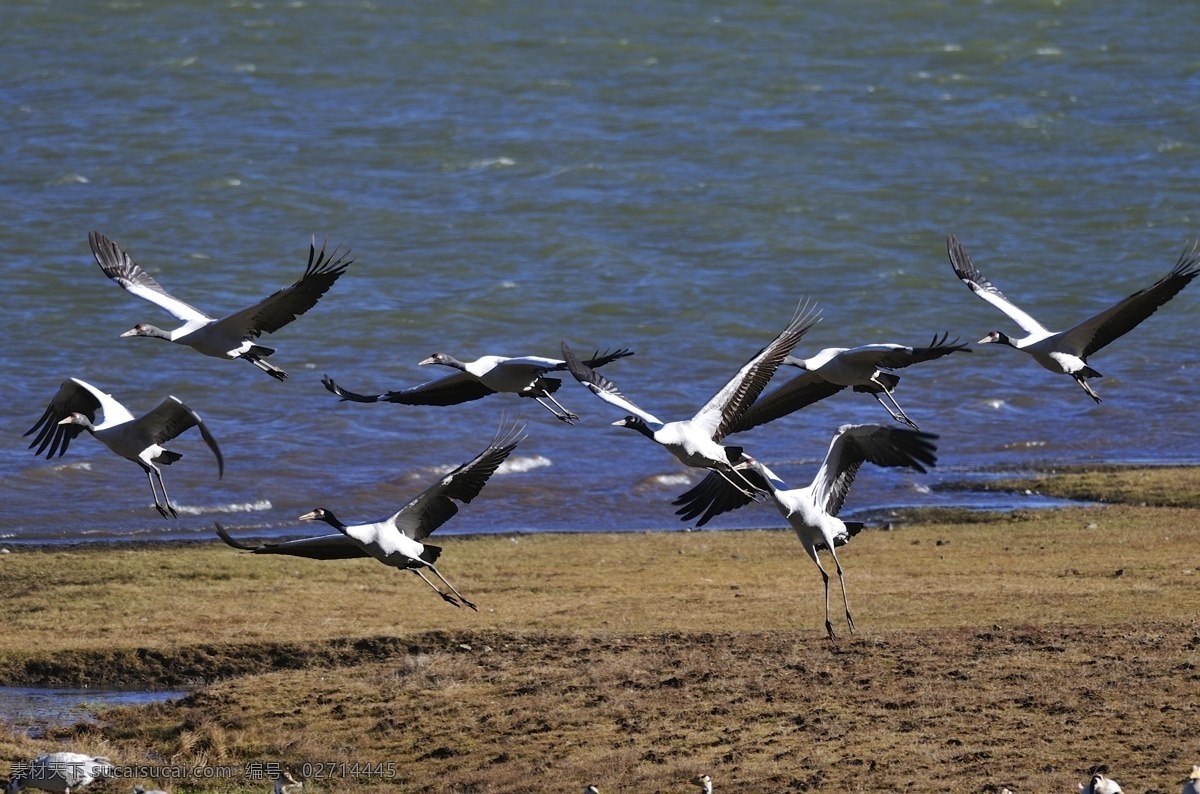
top-left (322, 348), bottom-right (633, 424)
top-left (1077, 772), bottom-right (1124, 794)
top-left (561, 300), bottom-right (820, 495)
top-left (272, 772), bottom-right (302, 794)
top-left (582, 786), bottom-right (600, 794)
top-left (1182, 765), bottom-right (1200, 794)
top-left (731, 333), bottom-right (970, 431)
top-left (690, 774), bottom-right (713, 793)
top-left (133, 786), bottom-right (168, 794)
top-left (89, 231), bottom-right (352, 380)
top-left (6, 752), bottom-right (114, 793)
top-left (25, 378), bottom-right (223, 519)
top-left (216, 419), bottom-right (524, 610)
top-left (672, 424), bottom-right (937, 639)
top-left (947, 234), bottom-right (1200, 402)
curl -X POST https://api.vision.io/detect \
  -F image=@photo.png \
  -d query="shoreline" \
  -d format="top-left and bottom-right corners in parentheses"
top-left (1, 477), bottom-right (1198, 792)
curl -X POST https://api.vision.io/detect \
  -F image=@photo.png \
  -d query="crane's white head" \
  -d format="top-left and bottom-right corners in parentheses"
top-left (690, 774), bottom-right (713, 794)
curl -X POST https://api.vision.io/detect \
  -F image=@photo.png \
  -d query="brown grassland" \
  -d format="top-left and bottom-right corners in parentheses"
top-left (1, 469), bottom-right (1198, 793)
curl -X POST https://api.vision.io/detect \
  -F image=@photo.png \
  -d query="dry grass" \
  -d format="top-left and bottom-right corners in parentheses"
top-left (0, 502), bottom-right (1198, 792)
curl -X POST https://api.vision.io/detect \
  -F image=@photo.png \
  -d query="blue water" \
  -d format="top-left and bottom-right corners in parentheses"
top-left (2, 0), bottom-right (1199, 542)
top-left (0, 686), bottom-right (187, 737)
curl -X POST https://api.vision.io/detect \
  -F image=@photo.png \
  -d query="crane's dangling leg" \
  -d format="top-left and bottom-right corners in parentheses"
top-left (411, 569), bottom-right (460, 607)
top-left (533, 393), bottom-right (579, 424)
top-left (869, 376), bottom-right (919, 429)
top-left (430, 566), bottom-right (478, 612)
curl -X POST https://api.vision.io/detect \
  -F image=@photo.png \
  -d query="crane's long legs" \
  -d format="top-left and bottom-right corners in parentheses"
top-left (412, 569), bottom-right (461, 607)
top-left (869, 379), bottom-right (919, 430)
top-left (829, 547), bottom-right (855, 636)
top-left (153, 467), bottom-right (180, 518)
top-left (430, 565), bottom-right (478, 612)
top-left (142, 465), bottom-right (175, 519)
top-left (533, 393), bottom-right (579, 424)
top-left (245, 355), bottom-right (289, 381)
top-left (1073, 373), bottom-right (1103, 403)
top-left (715, 467), bottom-right (767, 501)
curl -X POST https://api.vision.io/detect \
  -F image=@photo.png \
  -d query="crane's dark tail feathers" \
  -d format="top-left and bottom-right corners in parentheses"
top-left (154, 450), bottom-right (184, 466)
top-left (421, 544), bottom-right (443, 564)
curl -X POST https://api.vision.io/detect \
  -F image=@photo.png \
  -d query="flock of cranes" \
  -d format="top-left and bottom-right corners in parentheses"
top-left (11, 230), bottom-right (1200, 793)
top-left (22, 231), bottom-right (1200, 637)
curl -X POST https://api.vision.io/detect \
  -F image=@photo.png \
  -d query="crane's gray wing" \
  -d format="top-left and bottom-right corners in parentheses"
top-left (211, 237), bottom-right (353, 338)
top-left (24, 378), bottom-right (118, 458)
top-left (947, 235), bottom-right (1048, 337)
top-left (671, 464), bottom-right (771, 527)
top-left (323, 372), bottom-right (496, 406)
top-left (691, 299), bottom-right (821, 441)
top-left (214, 522), bottom-right (368, 559)
top-left (728, 370), bottom-right (845, 434)
top-left (1062, 242), bottom-right (1200, 358)
top-left (546, 347), bottom-right (635, 371)
top-left (857, 332), bottom-right (971, 370)
top-left (561, 342), bottom-right (663, 425)
top-left (90, 231), bottom-right (212, 324)
top-left (126, 397), bottom-right (224, 478)
top-left (812, 424), bottom-right (938, 516)
top-left (388, 419), bottom-right (526, 540)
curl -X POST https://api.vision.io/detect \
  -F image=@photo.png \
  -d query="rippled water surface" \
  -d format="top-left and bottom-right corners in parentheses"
top-left (3, 0), bottom-right (1199, 542)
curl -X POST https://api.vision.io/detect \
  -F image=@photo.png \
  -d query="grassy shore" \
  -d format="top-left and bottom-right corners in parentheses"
top-left (1, 471), bottom-right (1198, 792)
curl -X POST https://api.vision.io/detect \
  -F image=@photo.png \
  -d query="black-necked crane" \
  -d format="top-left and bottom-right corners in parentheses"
top-left (322, 348), bottom-right (633, 424)
top-left (947, 234), bottom-right (1200, 402)
top-left (25, 378), bottom-right (223, 519)
top-left (561, 300), bottom-right (820, 495)
top-left (89, 231), bottom-right (352, 380)
top-left (672, 424), bottom-right (937, 639)
top-left (215, 420), bottom-right (524, 611)
top-left (1182, 765), bottom-right (1200, 794)
top-left (1078, 773), bottom-right (1124, 794)
top-left (5, 752), bottom-right (114, 793)
top-left (272, 772), bottom-right (302, 794)
top-left (730, 333), bottom-right (969, 432)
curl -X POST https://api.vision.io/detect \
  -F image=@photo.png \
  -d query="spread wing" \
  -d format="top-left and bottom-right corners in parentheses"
top-left (322, 372), bottom-right (496, 406)
top-left (691, 299), bottom-right (821, 441)
top-left (947, 235), bottom-right (1048, 337)
top-left (24, 378), bottom-right (133, 458)
top-left (210, 237), bottom-right (353, 339)
top-left (561, 342), bottom-right (663, 426)
top-left (89, 231), bottom-right (212, 325)
top-left (843, 333), bottom-right (971, 370)
top-left (671, 463), bottom-right (772, 527)
top-left (728, 370), bottom-right (845, 434)
top-left (214, 522), bottom-right (368, 559)
top-left (546, 347), bottom-right (635, 371)
top-left (388, 418), bottom-right (526, 540)
top-left (127, 397), bottom-right (224, 478)
top-left (1060, 242), bottom-right (1200, 358)
top-left (809, 424), bottom-right (938, 516)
